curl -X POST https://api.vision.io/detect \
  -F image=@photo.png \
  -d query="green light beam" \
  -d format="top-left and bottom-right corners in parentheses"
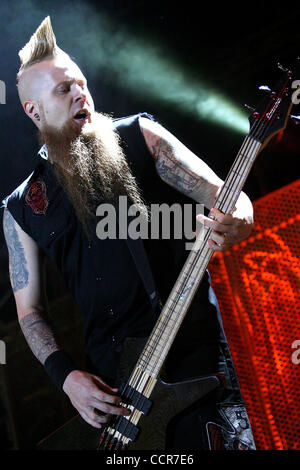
top-left (19, 1), bottom-right (249, 134)
top-left (65, 9), bottom-right (249, 134)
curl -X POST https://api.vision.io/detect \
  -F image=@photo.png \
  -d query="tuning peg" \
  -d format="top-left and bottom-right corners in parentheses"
top-left (244, 104), bottom-right (255, 111)
top-left (259, 85), bottom-right (272, 92)
top-left (259, 85), bottom-right (277, 99)
top-left (277, 62), bottom-right (293, 76)
top-left (278, 62), bottom-right (289, 72)
top-left (289, 114), bottom-right (300, 124)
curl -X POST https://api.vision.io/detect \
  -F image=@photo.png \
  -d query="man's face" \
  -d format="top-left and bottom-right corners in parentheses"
top-left (18, 57), bottom-right (148, 236)
top-left (22, 56), bottom-right (95, 132)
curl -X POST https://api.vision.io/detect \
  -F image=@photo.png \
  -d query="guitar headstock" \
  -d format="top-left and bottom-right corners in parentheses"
top-left (247, 60), bottom-right (300, 146)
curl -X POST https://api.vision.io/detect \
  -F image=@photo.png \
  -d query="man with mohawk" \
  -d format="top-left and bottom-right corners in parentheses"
top-left (2, 17), bottom-right (255, 450)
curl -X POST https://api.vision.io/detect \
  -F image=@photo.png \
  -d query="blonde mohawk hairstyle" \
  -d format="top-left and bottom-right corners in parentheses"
top-left (17, 16), bottom-right (68, 83)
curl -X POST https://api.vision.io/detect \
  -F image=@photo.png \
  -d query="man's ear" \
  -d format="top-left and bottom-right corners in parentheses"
top-left (24, 100), bottom-right (40, 126)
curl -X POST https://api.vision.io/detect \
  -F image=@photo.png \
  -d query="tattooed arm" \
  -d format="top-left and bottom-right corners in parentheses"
top-left (2, 208), bottom-right (130, 428)
top-left (139, 117), bottom-right (254, 251)
top-left (2, 208), bottom-right (59, 363)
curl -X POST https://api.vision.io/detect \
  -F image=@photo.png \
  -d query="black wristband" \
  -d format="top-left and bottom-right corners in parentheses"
top-left (44, 350), bottom-right (78, 390)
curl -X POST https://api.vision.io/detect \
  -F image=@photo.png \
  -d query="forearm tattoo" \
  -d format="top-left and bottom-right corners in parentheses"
top-left (19, 311), bottom-right (59, 364)
top-left (3, 209), bottom-right (29, 292)
top-left (154, 138), bottom-right (207, 202)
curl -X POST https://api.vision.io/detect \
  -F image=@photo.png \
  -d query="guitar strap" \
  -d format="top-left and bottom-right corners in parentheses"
top-left (125, 234), bottom-right (160, 311)
top-left (117, 213), bottom-right (160, 311)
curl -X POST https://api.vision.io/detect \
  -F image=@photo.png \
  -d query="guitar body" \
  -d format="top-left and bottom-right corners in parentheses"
top-left (38, 337), bottom-right (220, 450)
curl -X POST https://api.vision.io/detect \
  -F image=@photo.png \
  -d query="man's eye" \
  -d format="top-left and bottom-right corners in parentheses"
top-left (58, 87), bottom-right (70, 94)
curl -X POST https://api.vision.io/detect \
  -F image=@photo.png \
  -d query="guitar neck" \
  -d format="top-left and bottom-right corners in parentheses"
top-left (126, 67), bottom-right (297, 391)
top-left (127, 135), bottom-right (262, 384)
top-left (100, 66), bottom-right (297, 449)
top-left (214, 135), bottom-right (261, 214)
top-left (128, 70), bottom-right (296, 388)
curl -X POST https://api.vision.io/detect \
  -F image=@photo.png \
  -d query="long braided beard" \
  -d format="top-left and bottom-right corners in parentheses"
top-left (39, 111), bottom-right (148, 238)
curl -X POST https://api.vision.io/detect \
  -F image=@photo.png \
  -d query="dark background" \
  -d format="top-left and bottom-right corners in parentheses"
top-left (1, 0), bottom-right (300, 206)
top-left (0, 0), bottom-right (299, 449)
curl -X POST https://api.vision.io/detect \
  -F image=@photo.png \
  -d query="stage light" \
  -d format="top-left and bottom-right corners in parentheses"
top-left (209, 179), bottom-right (300, 450)
top-left (54, 7), bottom-right (249, 134)
top-left (115, 42), bottom-right (249, 134)
top-left (5, 1), bottom-right (249, 133)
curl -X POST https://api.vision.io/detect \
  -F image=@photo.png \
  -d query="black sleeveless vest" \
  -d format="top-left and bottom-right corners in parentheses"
top-left (2, 113), bottom-right (223, 381)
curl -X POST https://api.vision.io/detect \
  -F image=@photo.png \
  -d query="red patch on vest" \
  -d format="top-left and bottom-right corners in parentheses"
top-left (25, 179), bottom-right (49, 215)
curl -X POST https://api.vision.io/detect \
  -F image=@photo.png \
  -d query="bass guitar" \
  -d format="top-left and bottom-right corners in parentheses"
top-left (38, 61), bottom-right (300, 451)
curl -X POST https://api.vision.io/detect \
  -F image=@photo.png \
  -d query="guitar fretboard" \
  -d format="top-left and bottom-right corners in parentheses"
top-left (130, 135), bottom-right (262, 382)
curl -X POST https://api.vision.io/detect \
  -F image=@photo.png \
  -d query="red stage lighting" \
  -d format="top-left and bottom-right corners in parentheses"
top-left (209, 179), bottom-right (300, 450)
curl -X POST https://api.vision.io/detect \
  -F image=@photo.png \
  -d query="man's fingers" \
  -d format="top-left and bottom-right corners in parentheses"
top-left (81, 404), bottom-right (128, 429)
top-left (90, 386), bottom-right (131, 415)
top-left (208, 238), bottom-right (229, 252)
top-left (196, 207), bottom-right (252, 251)
top-left (93, 411), bottom-right (110, 424)
top-left (91, 374), bottom-right (119, 393)
top-left (211, 208), bottom-right (233, 224)
top-left (89, 375), bottom-right (124, 409)
top-left (90, 396), bottom-right (131, 417)
top-left (209, 231), bottom-right (226, 246)
top-left (89, 384), bottom-right (131, 416)
top-left (80, 410), bottom-right (102, 429)
top-left (196, 214), bottom-right (235, 252)
top-left (63, 370), bottom-right (132, 430)
top-left (196, 214), bottom-right (229, 234)
top-left (91, 389), bottom-right (120, 405)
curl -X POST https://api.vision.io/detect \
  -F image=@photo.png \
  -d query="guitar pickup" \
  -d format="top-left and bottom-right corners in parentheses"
top-left (114, 415), bottom-right (140, 442)
top-left (119, 383), bottom-right (153, 415)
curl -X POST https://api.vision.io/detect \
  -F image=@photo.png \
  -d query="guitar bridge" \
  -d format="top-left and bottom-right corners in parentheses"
top-left (98, 416), bottom-right (139, 450)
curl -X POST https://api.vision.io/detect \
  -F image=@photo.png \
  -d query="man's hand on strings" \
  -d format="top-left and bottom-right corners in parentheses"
top-left (196, 191), bottom-right (254, 252)
top-left (63, 370), bottom-right (131, 428)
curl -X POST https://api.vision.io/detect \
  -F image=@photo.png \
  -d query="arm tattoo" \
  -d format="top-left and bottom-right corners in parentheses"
top-left (155, 138), bottom-right (203, 196)
top-left (3, 209), bottom-right (29, 292)
top-left (19, 311), bottom-right (59, 364)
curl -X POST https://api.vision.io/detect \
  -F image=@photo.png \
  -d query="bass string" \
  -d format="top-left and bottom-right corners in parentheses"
top-left (137, 142), bottom-right (260, 376)
top-left (130, 96), bottom-right (272, 375)
top-left (103, 144), bottom-right (261, 448)
top-left (102, 366), bottom-right (151, 448)
top-left (140, 139), bottom-right (259, 374)
top-left (217, 74), bottom-right (290, 213)
top-left (139, 103), bottom-right (274, 375)
top-left (154, 77), bottom-right (291, 355)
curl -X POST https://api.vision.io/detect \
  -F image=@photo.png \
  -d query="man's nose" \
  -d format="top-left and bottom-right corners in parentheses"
top-left (72, 83), bottom-right (87, 103)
